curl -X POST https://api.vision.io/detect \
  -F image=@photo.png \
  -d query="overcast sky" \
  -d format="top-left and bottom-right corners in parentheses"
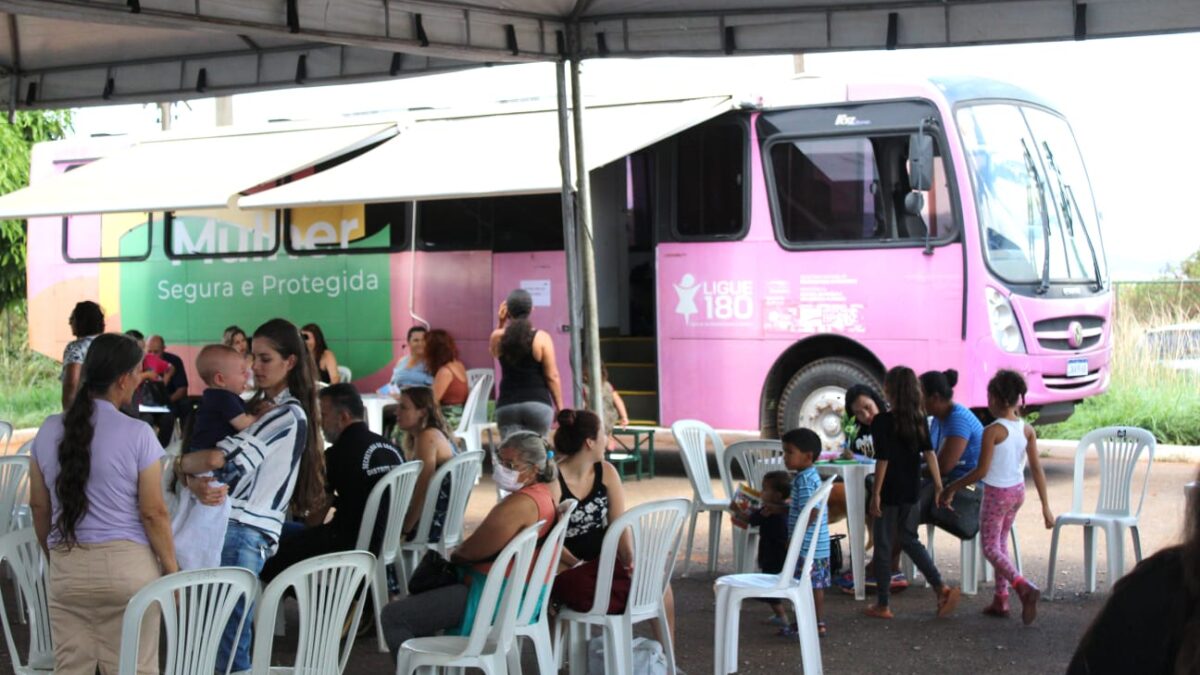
top-left (72, 33), bottom-right (1200, 280)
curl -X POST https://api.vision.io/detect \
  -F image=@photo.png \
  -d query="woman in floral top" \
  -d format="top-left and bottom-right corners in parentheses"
top-left (61, 301), bottom-right (105, 410)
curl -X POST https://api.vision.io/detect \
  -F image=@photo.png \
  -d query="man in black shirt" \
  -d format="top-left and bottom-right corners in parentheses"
top-left (260, 383), bottom-right (404, 584)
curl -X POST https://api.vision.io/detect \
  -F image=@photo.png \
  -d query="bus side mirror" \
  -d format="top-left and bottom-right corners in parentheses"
top-left (908, 132), bottom-right (934, 192)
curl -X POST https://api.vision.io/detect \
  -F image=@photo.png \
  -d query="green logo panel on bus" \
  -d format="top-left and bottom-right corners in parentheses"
top-left (118, 213), bottom-right (395, 378)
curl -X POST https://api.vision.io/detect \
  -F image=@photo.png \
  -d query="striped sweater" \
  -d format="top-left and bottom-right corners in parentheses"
top-left (213, 389), bottom-right (308, 550)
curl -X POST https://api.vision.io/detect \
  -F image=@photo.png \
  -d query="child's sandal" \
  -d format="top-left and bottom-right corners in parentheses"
top-left (817, 622), bottom-right (827, 638)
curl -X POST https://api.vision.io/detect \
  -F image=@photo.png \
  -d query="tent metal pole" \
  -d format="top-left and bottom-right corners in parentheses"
top-left (569, 52), bottom-right (605, 422)
top-left (555, 59), bottom-right (584, 407)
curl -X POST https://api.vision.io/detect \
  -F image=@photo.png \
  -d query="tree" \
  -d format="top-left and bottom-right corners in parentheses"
top-left (1183, 248), bottom-right (1200, 280)
top-left (0, 110), bottom-right (73, 312)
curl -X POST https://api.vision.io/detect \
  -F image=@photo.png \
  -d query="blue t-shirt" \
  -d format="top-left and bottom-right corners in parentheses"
top-left (190, 388), bottom-right (246, 451)
top-left (788, 466), bottom-right (830, 573)
top-left (929, 403), bottom-right (983, 482)
top-left (390, 355), bottom-right (434, 388)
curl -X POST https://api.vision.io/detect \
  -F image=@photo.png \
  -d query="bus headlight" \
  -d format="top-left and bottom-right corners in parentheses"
top-left (986, 287), bottom-right (1026, 353)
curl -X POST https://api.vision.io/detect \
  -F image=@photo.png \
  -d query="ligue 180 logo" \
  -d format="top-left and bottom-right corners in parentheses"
top-left (674, 273), bottom-right (753, 326)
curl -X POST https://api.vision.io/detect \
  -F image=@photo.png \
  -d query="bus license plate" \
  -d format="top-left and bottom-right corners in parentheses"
top-left (1067, 358), bottom-right (1089, 378)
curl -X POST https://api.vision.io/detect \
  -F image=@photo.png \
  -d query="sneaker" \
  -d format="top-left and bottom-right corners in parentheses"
top-left (864, 604), bottom-right (894, 619)
top-left (1015, 580), bottom-right (1041, 626)
top-left (890, 572), bottom-right (909, 592)
top-left (936, 586), bottom-right (961, 618)
top-left (833, 572), bottom-right (856, 590)
top-left (777, 623), bottom-right (799, 637)
top-left (764, 615), bottom-right (789, 628)
top-left (982, 596), bottom-right (1010, 618)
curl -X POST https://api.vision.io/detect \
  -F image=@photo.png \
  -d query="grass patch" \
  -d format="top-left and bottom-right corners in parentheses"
top-left (1041, 300), bottom-right (1200, 445)
top-left (0, 302), bottom-right (61, 429)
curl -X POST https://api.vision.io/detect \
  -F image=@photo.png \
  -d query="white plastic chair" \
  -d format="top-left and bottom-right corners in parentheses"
top-left (337, 365), bottom-right (353, 383)
top-left (0, 529), bottom-right (53, 674)
top-left (556, 498), bottom-right (690, 675)
top-left (510, 499), bottom-right (577, 675)
top-left (714, 476), bottom-right (835, 675)
top-left (355, 461), bottom-right (422, 652)
top-left (466, 368), bottom-right (495, 422)
top-left (0, 457), bottom-right (30, 536)
top-left (722, 440), bottom-right (784, 573)
top-left (396, 521), bottom-right (541, 675)
top-left (1047, 426), bottom-right (1156, 598)
top-left (251, 550), bottom-right (376, 675)
top-left (14, 440), bottom-right (31, 456)
top-left (0, 421), bottom-right (12, 455)
top-left (671, 420), bottom-right (729, 576)
top-left (453, 378), bottom-right (490, 455)
top-left (118, 567), bottom-right (258, 675)
top-left (400, 450), bottom-right (484, 573)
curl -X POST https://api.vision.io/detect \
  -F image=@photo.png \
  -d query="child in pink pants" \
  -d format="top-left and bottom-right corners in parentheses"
top-left (940, 370), bottom-right (1055, 625)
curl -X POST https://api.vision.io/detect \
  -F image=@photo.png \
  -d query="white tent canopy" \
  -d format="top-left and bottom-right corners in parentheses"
top-left (3, 1), bottom-right (1199, 109)
top-left (0, 120), bottom-right (395, 217)
top-left (239, 95), bottom-right (732, 209)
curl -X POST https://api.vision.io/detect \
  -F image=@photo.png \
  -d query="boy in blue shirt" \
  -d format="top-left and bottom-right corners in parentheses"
top-left (783, 427), bottom-right (831, 637)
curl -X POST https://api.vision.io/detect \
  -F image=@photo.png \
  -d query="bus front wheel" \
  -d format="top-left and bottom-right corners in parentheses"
top-left (776, 357), bottom-right (881, 453)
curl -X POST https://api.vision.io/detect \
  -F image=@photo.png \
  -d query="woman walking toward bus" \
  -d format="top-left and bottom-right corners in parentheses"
top-left (178, 318), bottom-right (324, 673)
top-left (29, 333), bottom-right (178, 675)
top-left (491, 288), bottom-right (563, 437)
top-left (60, 300), bottom-right (105, 410)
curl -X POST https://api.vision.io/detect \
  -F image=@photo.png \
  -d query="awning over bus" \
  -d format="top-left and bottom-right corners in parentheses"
top-left (238, 95), bottom-right (733, 209)
top-left (0, 121), bottom-right (397, 219)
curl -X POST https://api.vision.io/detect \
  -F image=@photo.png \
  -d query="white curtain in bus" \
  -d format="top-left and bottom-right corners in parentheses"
top-left (0, 121), bottom-right (398, 219)
top-left (238, 95), bottom-right (733, 209)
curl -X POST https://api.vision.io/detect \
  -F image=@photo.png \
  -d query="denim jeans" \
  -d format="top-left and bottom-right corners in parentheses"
top-left (216, 522), bottom-right (272, 674)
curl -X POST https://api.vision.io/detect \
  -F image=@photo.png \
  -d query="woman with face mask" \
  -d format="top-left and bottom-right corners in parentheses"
top-left (380, 432), bottom-right (560, 657)
top-left (393, 386), bottom-right (459, 542)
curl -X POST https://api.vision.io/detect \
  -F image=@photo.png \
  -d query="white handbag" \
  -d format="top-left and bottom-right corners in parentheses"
top-left (587, 635), bottom-right (668, 675)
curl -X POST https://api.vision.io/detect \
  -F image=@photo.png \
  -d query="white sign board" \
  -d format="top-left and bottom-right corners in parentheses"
top-left (521, 279), bottom-right (552, 307)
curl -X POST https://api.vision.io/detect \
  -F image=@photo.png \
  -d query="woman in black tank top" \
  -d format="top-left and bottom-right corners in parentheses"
top-left (490, 289), bottom-right (563, 438)
top-left (550, 409), bottom-right (678, 643)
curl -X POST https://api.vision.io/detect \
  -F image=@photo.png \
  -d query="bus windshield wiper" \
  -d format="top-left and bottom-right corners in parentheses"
top-left (1043, 141), bottom-right (1104, 292)
top-left (1021, 138), bottom-right (1052, 295)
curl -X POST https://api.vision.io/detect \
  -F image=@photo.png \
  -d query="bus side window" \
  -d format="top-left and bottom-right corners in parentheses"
top-left (771, 136), bottom-right (884, 244)
top-left (63, 212), bottom-right (154, 263)
top-left (673, 121), bottom-right (746, 239)
top-left (770, 135), bottom-right (954, 247)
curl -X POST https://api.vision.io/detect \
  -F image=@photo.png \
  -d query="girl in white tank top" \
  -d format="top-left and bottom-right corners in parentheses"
top-left (938, 370), bottom-right (1054, 625)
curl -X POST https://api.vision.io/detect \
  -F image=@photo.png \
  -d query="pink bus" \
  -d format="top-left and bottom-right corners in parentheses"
top-left (21, 76), bottom-right (1109, 448)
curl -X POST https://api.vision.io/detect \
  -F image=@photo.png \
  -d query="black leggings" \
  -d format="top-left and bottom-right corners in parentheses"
top-left (873, 503), bottom-right (942, 606)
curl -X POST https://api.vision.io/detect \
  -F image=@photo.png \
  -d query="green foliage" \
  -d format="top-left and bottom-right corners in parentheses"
top-left (1183, 249), bottom-right (1200, 280)
top-left (0, 301), bottom-right (62, 428)
top-left (0, 110), bottom-right (73, 311)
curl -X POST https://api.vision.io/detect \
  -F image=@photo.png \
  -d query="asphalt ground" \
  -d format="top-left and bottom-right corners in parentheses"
top-left (1, 447), bottom-right (1194, 674)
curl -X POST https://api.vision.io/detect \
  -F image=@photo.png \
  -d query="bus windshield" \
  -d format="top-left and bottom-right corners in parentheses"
top-left (956, 102), bottom-right (1106, 288)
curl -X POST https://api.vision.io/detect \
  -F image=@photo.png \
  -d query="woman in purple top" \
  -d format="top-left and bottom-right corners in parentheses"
top-left (29, 332), bottom-right (179, 675)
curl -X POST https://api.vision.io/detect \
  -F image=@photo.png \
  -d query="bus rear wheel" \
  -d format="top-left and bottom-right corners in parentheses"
top-left (776, 357), bottom-right (881, 453)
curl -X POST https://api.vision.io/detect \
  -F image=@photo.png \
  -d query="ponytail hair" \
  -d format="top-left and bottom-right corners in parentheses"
top-left (501, 430), bottom-right (557, 483)
top-left (918, 369), bottom-right (958, 402)
top-left (884, 365), bottom-right (929, 448)
top-left (55, 333), bottom-right (143, 548)
top-left (552, 408), bottom-right (602, 458)
top-left (499, 289), bottom-right (535, 365)
top-left (986, 369), bottom-right (1028, 409)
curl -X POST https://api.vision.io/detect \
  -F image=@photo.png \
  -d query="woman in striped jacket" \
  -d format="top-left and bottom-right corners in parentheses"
top-left (179, 318), bottom-right (324, 673)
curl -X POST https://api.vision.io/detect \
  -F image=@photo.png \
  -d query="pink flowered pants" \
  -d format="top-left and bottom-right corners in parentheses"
top-left (980, 483), bottom-right (1025, 598)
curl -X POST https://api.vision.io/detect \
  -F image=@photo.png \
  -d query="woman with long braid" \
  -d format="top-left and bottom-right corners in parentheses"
top-left (29, 333), bottom-right (179, 675)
